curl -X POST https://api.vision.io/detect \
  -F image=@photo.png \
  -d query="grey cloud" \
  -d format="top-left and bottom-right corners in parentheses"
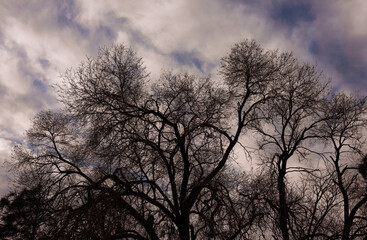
top-left (232, 0), bottom-right (367, 92)
top-left (1, 0), bottom-right (86, 37)
top-left (309, 39), bottom-right (367, 90)
top-left (304, 0), bottom-right (367, 92)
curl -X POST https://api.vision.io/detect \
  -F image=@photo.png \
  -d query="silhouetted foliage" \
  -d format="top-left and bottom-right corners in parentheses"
top-left (1, 40), bottom-right (367, 239)
top-left (0, 185), bottom-right (50, 240)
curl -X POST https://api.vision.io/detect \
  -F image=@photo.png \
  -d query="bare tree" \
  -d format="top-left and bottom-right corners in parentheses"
top-left (11, 41), bottom-right (285, 239)
top-left (251, 54), bottom-right (330, 240)
top-left (0, 185), bottom-right (50, 240)
top-left (6, 40), bottom-right (366, 240)
top-left (253, 91), bottom-right (367, 240)
top-left (319, 92), bottom-right (367, 240)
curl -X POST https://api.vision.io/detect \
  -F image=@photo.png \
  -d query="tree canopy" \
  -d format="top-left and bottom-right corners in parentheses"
top-left (1, 40), bottom-right (367, 240)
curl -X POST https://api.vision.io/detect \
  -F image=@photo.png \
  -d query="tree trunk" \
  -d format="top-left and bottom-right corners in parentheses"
top-left (177, 214), bottom-right (191, 240)
top-left (278, 168), bottom-right (290, 240)
top-left (341, 219), bottom-right (351, 240)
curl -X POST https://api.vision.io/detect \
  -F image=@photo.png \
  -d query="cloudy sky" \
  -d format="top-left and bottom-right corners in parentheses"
top-left (0, 0), bottom-right (367, 195)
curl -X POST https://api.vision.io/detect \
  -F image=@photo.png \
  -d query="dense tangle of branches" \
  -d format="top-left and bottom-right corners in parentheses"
top-left (1, 40), bottom-right (367, 240)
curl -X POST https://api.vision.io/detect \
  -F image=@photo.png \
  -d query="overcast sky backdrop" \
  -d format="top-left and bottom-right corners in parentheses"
top-left (0, 0), bottom-right (367, 195)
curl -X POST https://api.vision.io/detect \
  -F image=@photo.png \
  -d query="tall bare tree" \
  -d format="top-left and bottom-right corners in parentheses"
top-left (11, 41), bottom-right (286, 239)
top-left (4, 40), bottom-right (366, 240)
top-left (251, 54), bottom-right (330, 239)
top-left (320, 92), bottom-right (367, 240)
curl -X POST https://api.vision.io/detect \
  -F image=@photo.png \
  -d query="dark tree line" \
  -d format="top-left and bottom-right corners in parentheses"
top-left (1, 40), bottom-right (367, 239)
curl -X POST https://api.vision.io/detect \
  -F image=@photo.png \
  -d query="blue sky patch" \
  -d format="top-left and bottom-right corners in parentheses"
top-left (39, 58), bottom-right (50, 69)
top-left (308, 40), bottom-right (367, 89)
top-left (271, 1), bottom-right (315, 27)
top-left (96, 25), bottom-right (116, 41)
top-left (322, 41), bottom-right (367, 88)
top-left (17, 59), bottom-right (48, 93)
top-left (32, 79), bottom-right (47, 93)
top-left (309, 40), bottom-right (319, 56)
top-left (56, 0), bottom-right (89, 37)
top-left (171, 51), bottom-right (203, 71)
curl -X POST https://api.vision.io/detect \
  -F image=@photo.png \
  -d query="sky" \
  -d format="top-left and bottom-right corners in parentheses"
top-left (0, 0), bottom-right (367, 195)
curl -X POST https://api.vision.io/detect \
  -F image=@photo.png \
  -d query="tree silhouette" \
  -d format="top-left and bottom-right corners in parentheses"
top-left (11, 41), bottom-right (278, 239)
top-left (0, 185), bottom-right (50, 240)
top-left (2, 40), bottom-right (366, 240)
top-left (320, 93), bottom-right (367, 239)
top-left (252, 56), bottom-right (330, 239)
